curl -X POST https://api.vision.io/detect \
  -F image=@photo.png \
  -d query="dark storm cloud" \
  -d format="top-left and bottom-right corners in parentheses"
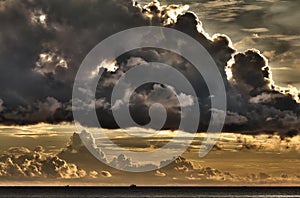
top-left (225, 48), bottom-right (300, 133)
top-left (96, 1), bottom-right (300, 134)
top-left (230, 50), bottom-right (270, 93)
top-left (92, 3), bottom-right (236, 130)
top-left (1, 0), bottom-right (300, 136)
top-left (0, 0), bottom-right (149, 124)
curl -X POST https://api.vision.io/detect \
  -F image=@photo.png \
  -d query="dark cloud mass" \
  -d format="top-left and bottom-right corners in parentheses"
top-left (0, 0), bottom-right (149, 124)
top-left (0, 0), bottom-right (299, 135)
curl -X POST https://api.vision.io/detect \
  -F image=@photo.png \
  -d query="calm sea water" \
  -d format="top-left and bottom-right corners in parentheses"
top-left (0, 187), bottom-right (299, 197)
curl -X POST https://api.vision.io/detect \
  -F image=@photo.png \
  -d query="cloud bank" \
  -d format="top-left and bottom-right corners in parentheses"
top-left (0, 145), bottom-right (88, 179)
top-left (1, 131), bottom-right (299, 185)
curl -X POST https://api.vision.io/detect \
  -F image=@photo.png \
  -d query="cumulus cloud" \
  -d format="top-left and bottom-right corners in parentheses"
top-left (157, 156), bottom-right (241, 182)
top-left (1, 0), bottom-right (300, 136)
top-left (59, 132), bottom-right (242, 182)
top-left (230, 49), bottom-right (270, 93)
top-left (155, 170), bottom-right (166, 177)
top-left (89, 170), bottom-right (98, 179)
top-left (100, 170), bottom-right (112, 177)
top-left (0, 145), bottom-right (88, 179)
top-left (34, 51), bottom-right (68, 75)
top-left (109, 154), bottom-right (158, 172)
top-left (159, 154), bottom-right (300, 183)
top-left (6, 131), bottom-right (295, 184)
top-left (0, 139), bottom-right (240, 182)
top-left (60, 131), bottom-right (159, 171)
top-left (58, 131), bottom-right (108, 165)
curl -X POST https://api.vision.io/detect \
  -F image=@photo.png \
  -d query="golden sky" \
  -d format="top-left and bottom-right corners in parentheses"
top-left (0, 123), bottom-right (299, 186)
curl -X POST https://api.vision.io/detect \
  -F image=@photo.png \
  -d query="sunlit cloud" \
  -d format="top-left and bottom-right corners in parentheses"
top-left (31, 10), bottom-right (47, 26)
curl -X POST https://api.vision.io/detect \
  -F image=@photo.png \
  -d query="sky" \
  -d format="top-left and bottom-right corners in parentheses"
top-left (0, 0), bottom-right (300, 134)
top-left (0, 0), bottom-right (300, 186)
